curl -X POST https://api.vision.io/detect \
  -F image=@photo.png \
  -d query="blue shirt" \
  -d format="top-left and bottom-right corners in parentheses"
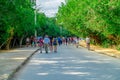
top-left (44, 38), bottom-right (50, 44)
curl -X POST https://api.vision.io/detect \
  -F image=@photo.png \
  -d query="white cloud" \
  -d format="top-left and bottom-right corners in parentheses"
top-left (36, 0), bottom-right (65, 17)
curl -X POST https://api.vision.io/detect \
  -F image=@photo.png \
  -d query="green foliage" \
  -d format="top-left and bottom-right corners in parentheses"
top-left (116, 45), bottom-right (120, 50)
top-left (56, 0), bottom-right (120, 48)
top-left (0, 0), bottom-right (37, 49)
top-left (1, 0), bottom-right (120, 49)
top-left (0, 0), bottom-right (68, 49)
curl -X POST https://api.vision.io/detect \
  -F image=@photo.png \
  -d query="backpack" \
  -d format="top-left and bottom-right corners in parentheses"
top-left (39, 39), bottom-right (43, 46)
top-left (53, 38), bottom-right (57, 45)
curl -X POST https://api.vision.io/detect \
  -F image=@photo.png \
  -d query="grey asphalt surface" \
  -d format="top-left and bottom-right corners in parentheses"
top-left (0, 47), bottom-right (38, 80)
top-left (12, 45), bottom-right (120, 80)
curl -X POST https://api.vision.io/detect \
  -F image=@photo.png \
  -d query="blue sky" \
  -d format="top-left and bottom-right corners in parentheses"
top-left (36, 0), bottom-right (65, 17)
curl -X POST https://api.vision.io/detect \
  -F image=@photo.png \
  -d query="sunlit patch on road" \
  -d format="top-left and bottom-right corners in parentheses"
top-left (37, 73), bottom-right (49, 76)
top-left (63, 71), bottom-right (90, 75)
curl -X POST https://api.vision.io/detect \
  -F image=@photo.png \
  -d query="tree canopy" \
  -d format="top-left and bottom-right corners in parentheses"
top-left (56, 0), bottom-right (120, 49)
top-left (0, 0), bottom-right (68, 50)
top-left (1, 0), bottom-right (120, 50)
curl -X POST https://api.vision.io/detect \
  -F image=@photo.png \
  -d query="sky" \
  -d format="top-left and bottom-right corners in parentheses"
top-left (36, 0), bottom-right (65, 17)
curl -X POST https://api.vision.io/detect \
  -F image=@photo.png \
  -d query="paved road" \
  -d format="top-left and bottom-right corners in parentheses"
top-left (0, 47), bottom-right (38, 80)
top-left (12, 45), bottom-right (120, 80)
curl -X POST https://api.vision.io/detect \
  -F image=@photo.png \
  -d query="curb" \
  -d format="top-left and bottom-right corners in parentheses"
top-left (7, 48), bottom-right (39, 80)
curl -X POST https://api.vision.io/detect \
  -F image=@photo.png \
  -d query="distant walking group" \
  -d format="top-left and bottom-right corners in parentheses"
top-left (25, 36), bottom-right (38, 47)
top-left (37, 35), bottom-right (83, 53)
top-left (26, 35), bottom-right (91, 53)
top-left (38, 35), bottom-right (60, 53)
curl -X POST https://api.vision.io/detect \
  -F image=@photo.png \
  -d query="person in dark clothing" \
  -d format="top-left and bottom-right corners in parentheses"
top-left (49, 36), bottom-right (53, 52)
top-left (53, 37), bottom-right (58, 53)
top-left (65, 37), bottom-right (68, 45)
top-left (58, 37), bottom-right (62, 46)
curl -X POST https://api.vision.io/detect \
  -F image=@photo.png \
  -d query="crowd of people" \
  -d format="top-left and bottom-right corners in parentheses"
top-left (25, 35), bottom-right (90, 53)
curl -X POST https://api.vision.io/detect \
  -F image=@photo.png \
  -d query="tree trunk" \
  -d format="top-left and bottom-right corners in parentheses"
top-left (0, 40), bottom-right (8, 49)
top-left (5, 37), bottom-right (13, 50)
top-left (19, 35), bottom-right (25, 48)
top-left (12, 38), bottom-right (16, 48)
top-left (5, 27), bottom-right (14, 50)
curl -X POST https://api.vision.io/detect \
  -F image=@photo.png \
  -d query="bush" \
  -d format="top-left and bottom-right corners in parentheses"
top-left (116, 45), bottom-right (120, 50)
top-left (102, 41), bottom-right (110, 48)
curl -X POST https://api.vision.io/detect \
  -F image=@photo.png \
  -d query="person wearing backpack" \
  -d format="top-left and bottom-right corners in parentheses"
top-left (58, 37), bottom-right (62, 46)
top-left (49, 36), bottom-right (53, 52)
top-left (38, 37), bottom-right (44, 53)
top-left (53, 37), bottom-right (58, 53)
top-left (43, 35), bottom-right (50, 53)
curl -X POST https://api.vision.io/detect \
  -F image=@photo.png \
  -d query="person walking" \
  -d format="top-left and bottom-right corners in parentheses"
top-left (62, 37), bottom-right (65, 45)
top-left (86, 36), bottom-right (90, 50)
top-left (65, 37), bottom-right (68, 45)
top-left (26, 37), bottom-right (30, 47)
top-left (49, 36), bottom-right (53, 52)
top-left (53, 37), bottom-right (58, 53)
top-left (43, 35), bottom-right (50, 53)
top-left (38, 37), bottom-right (44, 53)
top-left (30, 36), bottom-right (35, 47)
top-left (58, 37), bottom-right (62, 46)
top-left (75, 37), bottom-right (80, 48)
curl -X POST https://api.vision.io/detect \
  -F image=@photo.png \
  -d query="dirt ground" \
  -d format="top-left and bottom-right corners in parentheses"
top-left (79, 41), bottom-right (120, 59)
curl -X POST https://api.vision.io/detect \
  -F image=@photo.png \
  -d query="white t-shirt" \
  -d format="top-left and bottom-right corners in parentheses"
top-left (26, 38), bottom-right (30, 42)
top-left (86, 37), bottom-right (90, 43)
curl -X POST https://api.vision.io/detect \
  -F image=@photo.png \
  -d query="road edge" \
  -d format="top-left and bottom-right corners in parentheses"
top-left (7, 49), bottom-right (39, 80)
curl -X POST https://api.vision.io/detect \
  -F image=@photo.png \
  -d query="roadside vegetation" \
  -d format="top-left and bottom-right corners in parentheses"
top-left (56, 0), bottom-right (120, 50)
top-left (1, 0), bottom-right (120, 50)
top-left (0, 0), bottom-right (70, 50)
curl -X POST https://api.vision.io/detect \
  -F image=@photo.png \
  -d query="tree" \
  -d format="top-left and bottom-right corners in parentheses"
top-left (56, 0), bottom-right (120, 48)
